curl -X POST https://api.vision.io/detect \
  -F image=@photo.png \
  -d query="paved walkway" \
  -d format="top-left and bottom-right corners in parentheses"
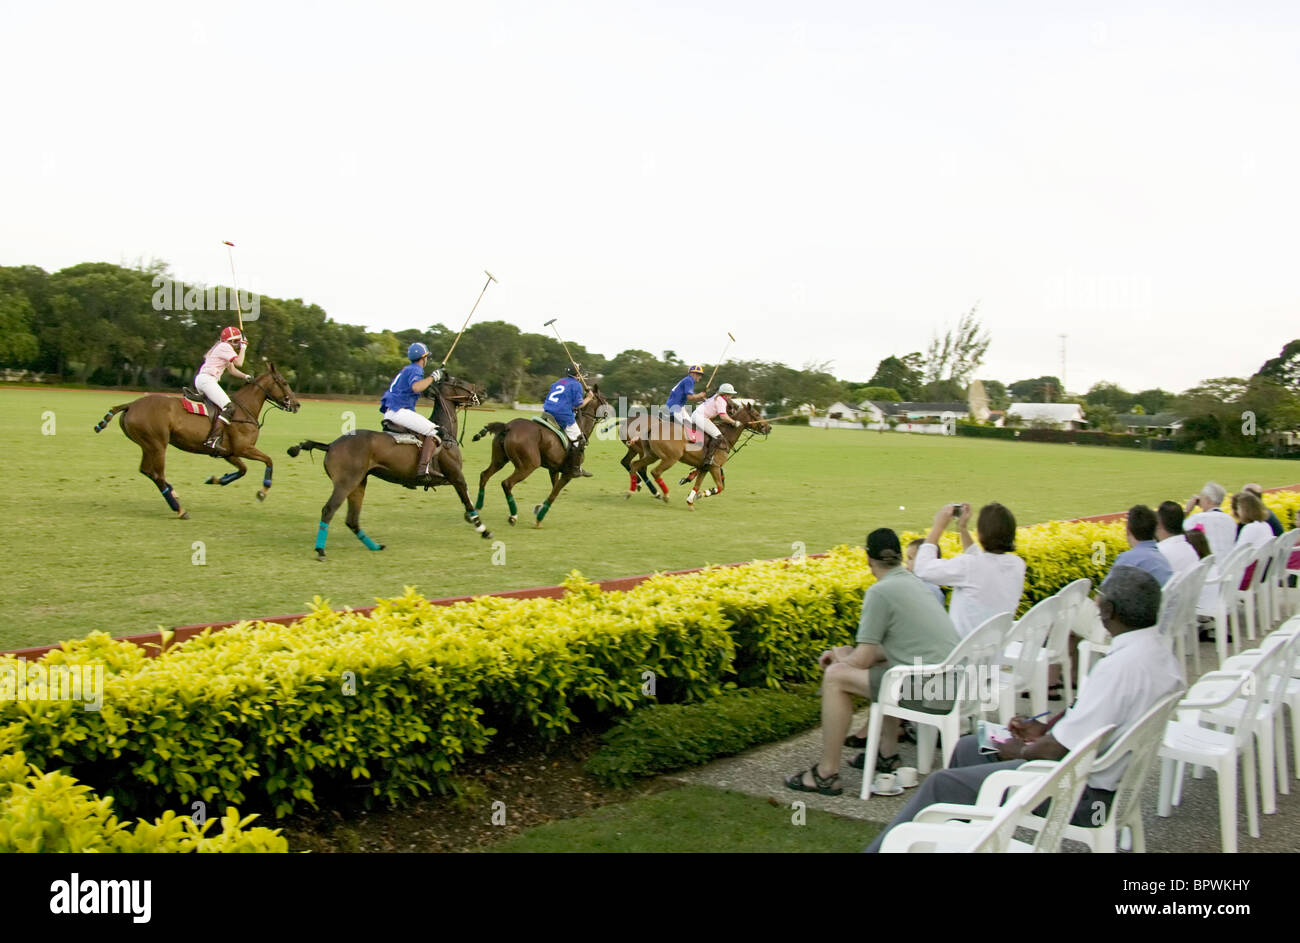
top-left (669, 638), bottom-right (1300, 852)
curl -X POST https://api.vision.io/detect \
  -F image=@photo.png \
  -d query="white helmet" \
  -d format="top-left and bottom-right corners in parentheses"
top-left (717, 383), bottom-right (737, 395)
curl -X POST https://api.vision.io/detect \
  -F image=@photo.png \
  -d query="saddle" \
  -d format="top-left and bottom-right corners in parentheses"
top-left (380, 420), bottom-right (425, 447)
top-left (181, 387), bottom-right (215, 417)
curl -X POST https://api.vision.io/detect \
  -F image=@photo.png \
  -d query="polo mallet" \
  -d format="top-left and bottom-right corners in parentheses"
top-left (441, 270), bottom-right (498, 367)
top-left (544, 317), bottom-right (588, 389)
top-left (222, 240), bottom-right (244, 333)
top-left (704, 332), bottom-right (736, 391)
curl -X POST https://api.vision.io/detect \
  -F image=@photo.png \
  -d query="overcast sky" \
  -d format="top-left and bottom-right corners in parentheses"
top-left (4, 2), bottom-right (1297, 394)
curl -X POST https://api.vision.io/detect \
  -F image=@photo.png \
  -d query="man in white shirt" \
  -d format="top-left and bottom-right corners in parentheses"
top-left (1155, 501), bottom-right (1199, 577)
top-left (1183, 481), bottom-right (1236, 565)
top-left (865, 566), bottom-right (1184, 852)
top-left (913, 502), bottom-right (1026, 638)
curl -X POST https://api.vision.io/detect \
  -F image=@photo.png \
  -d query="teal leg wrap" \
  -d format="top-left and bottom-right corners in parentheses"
top-left (355, 529), bottom-right (381, 551)
top-left (507, 494), bottom-right (518, 515)
top-left (475, 488), bottom-right (485, 510)
top-left (315, 521), bottom-right (329, 551)
top-left (536, 501), bottom-right (551, 521)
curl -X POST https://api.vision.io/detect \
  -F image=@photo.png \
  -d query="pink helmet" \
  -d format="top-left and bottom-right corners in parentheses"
top-left (220, 326), bottom-right (244, 345)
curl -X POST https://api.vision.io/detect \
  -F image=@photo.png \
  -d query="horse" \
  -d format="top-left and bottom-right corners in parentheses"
top-left (619, 398), bottom-right (769, 509)
top-left (470, 387), bottom-right (612, 527)
top-left (92, 361), bottom-right (299, 518)
top-left (286, 374), bottom-right (491, 558)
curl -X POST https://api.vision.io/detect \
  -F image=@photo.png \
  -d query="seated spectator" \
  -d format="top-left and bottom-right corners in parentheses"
top-left (1155, 501), bottom-right (1199, 577)
top-left (1111, 504), bottom-right (1173, 585)
top-left (865, 566), bottom-right (1184, 853)
top-left (1242, 483), bottom-right (1283, 536)
top-left (913, 502), bottom-right (1026, 639)
top-left (1233, 491), bottom-right (1275, 549)
top-left (1183, 481), bottom-right (1236, 565)
top-left (784, 529), bottom-right (959, 796)
top-left (905, 538), bottom-right (946, 607)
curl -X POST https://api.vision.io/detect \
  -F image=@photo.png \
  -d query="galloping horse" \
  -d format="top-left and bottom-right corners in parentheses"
top-left (471, 387), bottom-right (611, 527)
top-left (92, 362), bottom-right (299, 518)
top-left (286, 375), bottom-right (491, 558)
top-left (619, 399), bottom-right (769, 509)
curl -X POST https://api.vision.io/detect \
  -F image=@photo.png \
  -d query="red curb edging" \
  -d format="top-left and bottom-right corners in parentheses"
top-left (7, 486), bottom-right (1299, 662)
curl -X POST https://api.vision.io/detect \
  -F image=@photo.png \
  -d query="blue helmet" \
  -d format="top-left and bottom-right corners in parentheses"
top-left (408, 342), bottom-right (429, 362)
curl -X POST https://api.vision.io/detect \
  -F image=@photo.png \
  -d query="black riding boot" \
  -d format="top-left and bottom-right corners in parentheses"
top-left (417, 433), bottom-right (441, 479)
top-left (203, 405), bottom-right (235, 452)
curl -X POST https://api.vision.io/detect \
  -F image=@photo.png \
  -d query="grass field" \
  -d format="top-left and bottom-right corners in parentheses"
top-left (3, 387), bottom-right (1297, 650)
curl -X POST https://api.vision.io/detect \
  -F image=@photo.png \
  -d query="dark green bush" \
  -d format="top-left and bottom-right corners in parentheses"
top-left (584, 686), bottom-right (821, 787)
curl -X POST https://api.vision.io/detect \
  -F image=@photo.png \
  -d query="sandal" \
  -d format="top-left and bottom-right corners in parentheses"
top-left (848, 752), bottom-right (902, 773)
top-left (784, 764), bottom-right (843, 796)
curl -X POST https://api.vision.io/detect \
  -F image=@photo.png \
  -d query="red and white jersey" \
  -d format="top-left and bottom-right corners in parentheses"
top-left (695, 393), bottom-right (730, 421)
top-left (199, 341), bottom-right (239, 379)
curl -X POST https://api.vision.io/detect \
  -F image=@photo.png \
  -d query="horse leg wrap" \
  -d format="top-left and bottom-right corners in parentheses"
top-left (354, 528), bottom-right (381, 551)
top-left (475, 488), bottom-right (485, 510)
top-left (536, 501), bottom-right (551, 521)
top-left (506, 494), bottom-right (518, 516)
top-left (155, 481), bottom-right (181, 512)
top-left (315, 521), bottom-right (330, 552)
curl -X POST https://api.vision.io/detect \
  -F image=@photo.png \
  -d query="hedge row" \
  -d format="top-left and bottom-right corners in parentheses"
top-left (3, 494), bottom-right (1296, 828)
top-left (0, 725), bottom-right (285, 852)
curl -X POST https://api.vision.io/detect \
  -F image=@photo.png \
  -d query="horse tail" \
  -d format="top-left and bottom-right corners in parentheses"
top-left (287, 439), bottom-right (332, 458)
top-left (472, 422), bottom-right (510, 443)
top-left (93, 404), bottom-right (131, 433)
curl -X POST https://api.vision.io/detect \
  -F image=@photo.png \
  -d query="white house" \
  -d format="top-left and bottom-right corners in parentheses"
top-left (1005, 403), bottom-right (1087, 430)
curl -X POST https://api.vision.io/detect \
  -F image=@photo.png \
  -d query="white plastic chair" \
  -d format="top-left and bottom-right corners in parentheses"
top-left (996, 596), bottom-right (1061, 724)
top-left (860, 612), bottom-right (1012, 799)
top-left (1015, 690), bottom-right (1185, 852)
top-left (1157, 647), bottom-right (1282, 852)
top-left (880, 725), bottom-right (1112, 853)
top-left (1197, 544), bottom-right (1255, 667)
top-left (1042, 578), bottom-right (1091, 707)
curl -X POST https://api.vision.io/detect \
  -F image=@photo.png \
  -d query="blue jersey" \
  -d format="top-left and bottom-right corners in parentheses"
top-left (666, 374), bottom-right (696, 409)
top-left (380, 363), bottom-right (424, 413)
top-left (544, 376), bottom-right (584, 423)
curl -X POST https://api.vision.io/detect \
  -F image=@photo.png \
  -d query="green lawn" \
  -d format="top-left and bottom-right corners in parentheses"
top-left (2, 387), bottom-right (1295, 649)
top-left (489, 785), bottom-right (881, 853)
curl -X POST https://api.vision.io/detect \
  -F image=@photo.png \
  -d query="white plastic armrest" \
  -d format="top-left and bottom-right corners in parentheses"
top-left (912, 803), bottom-right (1001, 825)
top-left (1179, 671), bottom-right (1250, 710)
top-left (880, 820), bottom-right (987, 853)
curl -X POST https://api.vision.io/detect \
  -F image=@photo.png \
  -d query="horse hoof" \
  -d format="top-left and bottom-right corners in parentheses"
top-left (256, 491), bottom-right (267, 502)
top-left (508, 515), bottom-right (517, 525)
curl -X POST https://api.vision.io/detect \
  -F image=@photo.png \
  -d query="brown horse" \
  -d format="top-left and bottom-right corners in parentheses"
top-left (286, 375), bottom-right (490, 558)
top-left (92, 362), bottom-right (299, 518)
top-left (471, 387), bottom-right (612, 527)
top-left (619, 399), bottom-right (769, 509)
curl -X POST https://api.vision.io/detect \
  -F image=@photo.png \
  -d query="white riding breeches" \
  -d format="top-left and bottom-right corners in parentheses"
top-left (691, 412), bottom-right (722, 439)
top-left (564, 422), bottom-right (582, 443)
top-left (194, 374), bottom-right (231, 411)
top-left (384, 408), bottom-right (439, 438)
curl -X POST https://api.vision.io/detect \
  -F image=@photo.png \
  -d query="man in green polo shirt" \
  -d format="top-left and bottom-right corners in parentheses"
top-left (784, 528), bottom-right (960, 796)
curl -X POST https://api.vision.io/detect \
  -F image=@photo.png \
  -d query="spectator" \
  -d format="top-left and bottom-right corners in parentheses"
top-left (905, 538), bottom-right (946, 607)
top-left (1242, 483), bottom-right (1283, 536)
top-left (913, 502), bottom-right (1026, 639)
top-left (1233, 491), bottom-right (1274, 549)
top-left (1183, 481), bottom-right (1236, 565)
top-left (1155, 501), bottom-right (1199, 577)
top-left (784, 529), bottom-right (959, 796)
top-left (1111, 505), bottom-right (1173, 585)
top-left (865, 566), bottom-right (1184, 853)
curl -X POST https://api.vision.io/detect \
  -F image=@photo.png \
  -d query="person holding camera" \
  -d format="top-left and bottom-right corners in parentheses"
top-left (912, 501), bottom-right (1026, 639)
